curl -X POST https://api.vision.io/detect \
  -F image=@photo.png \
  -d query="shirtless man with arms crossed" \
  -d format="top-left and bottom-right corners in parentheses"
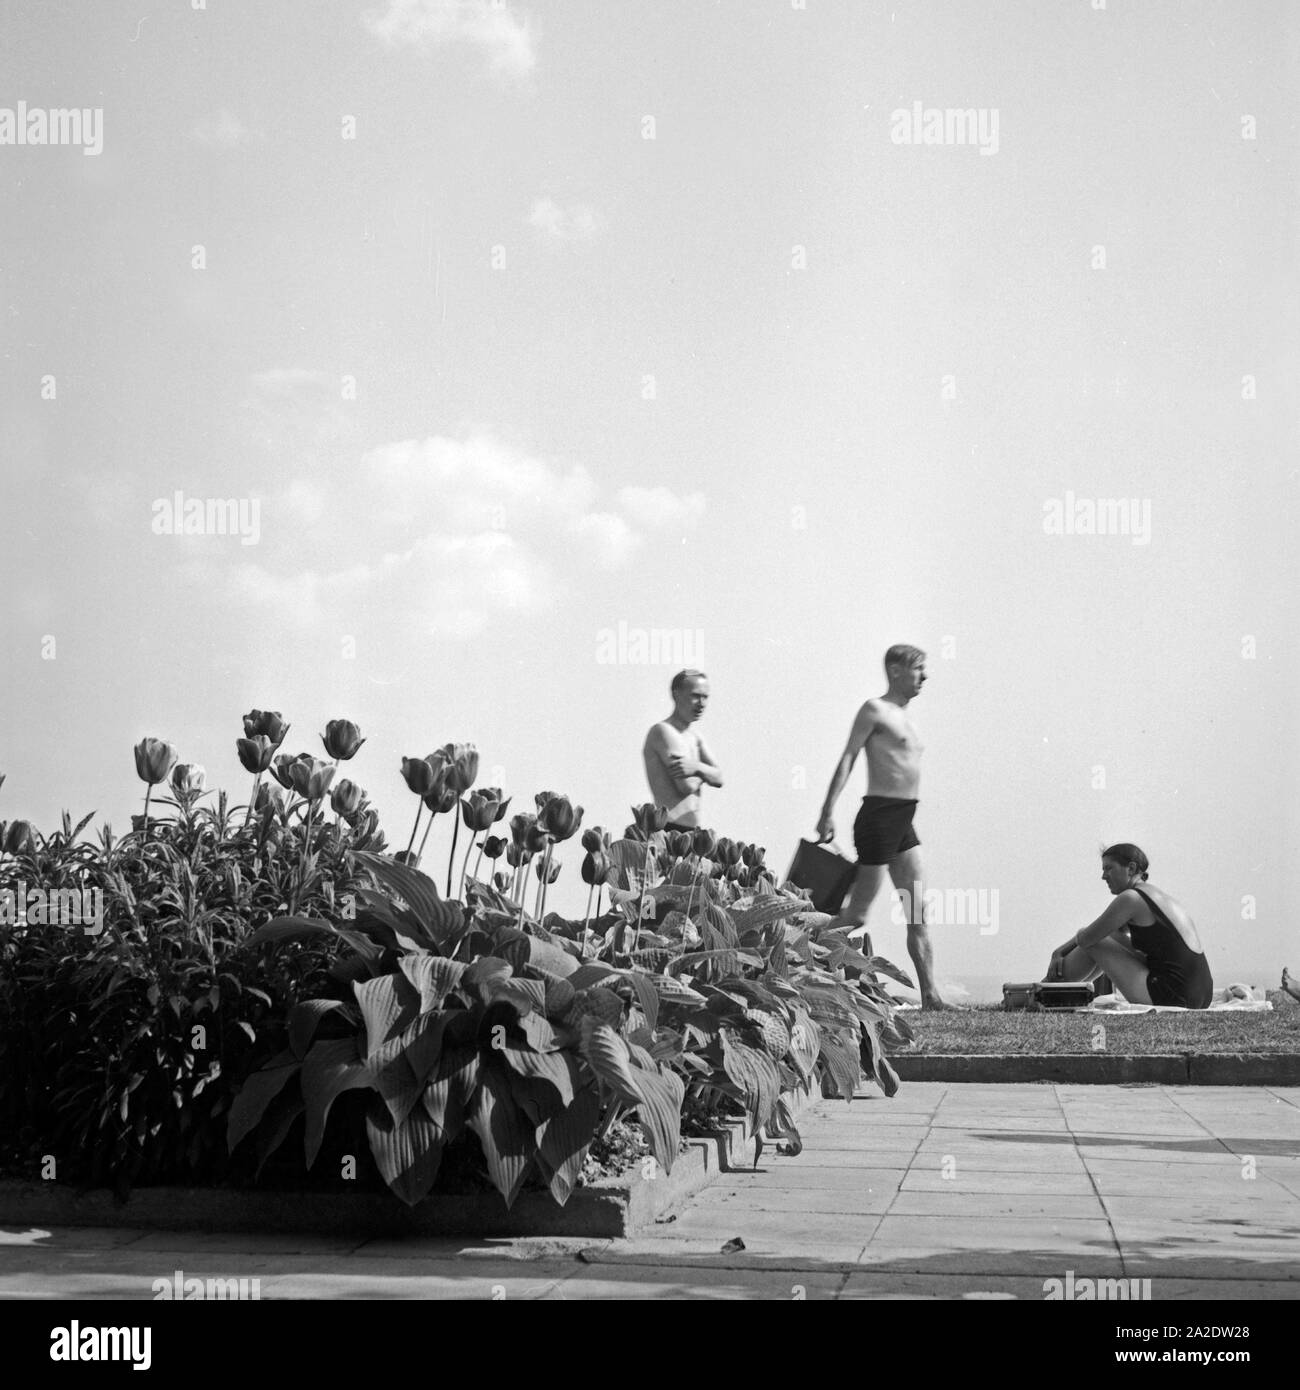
top-left (643, 669), bottom-right (724, 830)
top-left (815, 644), bottom-right (949, 1009)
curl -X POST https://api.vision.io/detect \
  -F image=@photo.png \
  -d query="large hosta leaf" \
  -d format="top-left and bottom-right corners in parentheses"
top-left (625, 1066), bottom-right (684, 1177)
top-left (865, 955), bottom-right (916, 990)
top-left (467, 1063), bottom-right (538, 1209)
top-left (365, 1100), bottom-right (445, 1206)
top-left (859, 1017), bottom-right (901, 1098)
top-left (730, 896), bottom-right (805, 934)
top-left (354, 850), bottom-right (442, 929)
top-left (527, 934), bottom-right (580, 979)
top-left (535, 1081), bottom-right (602, 1205)
top-left (498, 1041), bottom-right (578, 1108)
top-left (818, 1027), bottom-right (863, 1100)
top-left (353, 973), bottom-right (419, 1058)
top-left (422, 1044), bottom-right (479, 1141)
top-left (399, 955), bottom-right (468, 1014)
top-left (579, 1019), bottom-right (640, 1103)
top-left (302, 1036), bottom-right (372, 1167)
top-left (288, 1000), bottom-right (353, 1060)
top-left (614, 970), bottom-right (660, 1033)
top-left (719, 1029), bottom-right (781, 1135)
top-left (787, 1005), bottom-right (821, 1085)
top-left (226, 1050), bottom-right (298, 1153)
top-left (248, 915), bottom-right (337, 944)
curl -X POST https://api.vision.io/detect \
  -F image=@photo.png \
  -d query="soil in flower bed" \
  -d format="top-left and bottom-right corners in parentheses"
top-left (897, 990), bottom-right (1300, 1056)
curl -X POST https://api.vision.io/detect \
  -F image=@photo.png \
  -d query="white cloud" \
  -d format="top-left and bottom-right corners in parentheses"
top-left (199, 428), bottom-right (704, 640)
top-left (528, 197), bottom-right (602, 243)
top-left (191, 109), bottom-right (256, 148)
top-left (618, 485), bottom-right (707, 530)
top-left (363, 0), bottom-right (536, 79)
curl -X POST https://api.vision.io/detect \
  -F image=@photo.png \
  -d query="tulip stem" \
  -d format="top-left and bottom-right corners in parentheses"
top-left (582, 880), bottom-right (594, 933)
top-left (632, 839), bottom-right (654, 956)
top-left (473, 841), bottom-right (486, 886)
top-left (405, 803), bottom-right (423, 860)
top-left (537, 843), bottom-right (555, 922)
top-left (141, 784), bottom-right (153, 840)
top-left (446, 813), bottom-right (460, 898)
top-left (458, 833), bottom-right (477, 901)
top-left (246, 772), bottom-right (263, 827)
top-left (417, 809), bottom-right (437, 864)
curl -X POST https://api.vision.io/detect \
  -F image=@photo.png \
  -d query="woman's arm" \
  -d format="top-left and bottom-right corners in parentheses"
top-left (1073, 892), bottom-right (1140, 951)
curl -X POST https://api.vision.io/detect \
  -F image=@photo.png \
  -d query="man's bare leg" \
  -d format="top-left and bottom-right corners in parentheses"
top-left (1282, 967), bottom-right (1300, 1003)
top-left (825, 862), bottom-right (888, 936)
top-left (888, 847), bottom-right (949, 1009)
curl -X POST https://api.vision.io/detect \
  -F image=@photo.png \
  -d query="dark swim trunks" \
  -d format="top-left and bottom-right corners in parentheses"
top-left (853, 796), bottom-right (920, 865)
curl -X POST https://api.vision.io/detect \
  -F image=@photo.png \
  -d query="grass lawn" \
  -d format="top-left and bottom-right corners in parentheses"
top-left (898, 990), bottom-right (1300, 1055)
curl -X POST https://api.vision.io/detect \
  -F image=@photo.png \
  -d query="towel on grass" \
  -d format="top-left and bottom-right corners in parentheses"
top-left (1087, 985), bottom-right (1272, 1014)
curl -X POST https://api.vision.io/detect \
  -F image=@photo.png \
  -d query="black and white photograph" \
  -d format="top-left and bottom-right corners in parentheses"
top-left (0, 0), bottom-right (1296, 1351)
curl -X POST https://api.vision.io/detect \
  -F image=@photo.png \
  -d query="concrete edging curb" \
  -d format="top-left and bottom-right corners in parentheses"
top-left (0, 1087), bottom-right (821, 1239)
top-left (890, 1052), bottom-right (1300, 1085)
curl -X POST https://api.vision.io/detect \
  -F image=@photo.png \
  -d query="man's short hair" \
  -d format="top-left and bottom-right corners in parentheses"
top-left (883, 644), bottom-right (925, 673)
top-left (671, 668), bottom-right (708, 697)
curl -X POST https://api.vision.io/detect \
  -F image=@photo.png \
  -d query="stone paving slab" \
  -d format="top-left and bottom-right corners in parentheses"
top-left (2, 1082), bottom-right (1297, 1299)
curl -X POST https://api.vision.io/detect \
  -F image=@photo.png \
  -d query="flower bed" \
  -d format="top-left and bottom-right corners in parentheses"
top-left (1, 711), bottom-right (912, 1221)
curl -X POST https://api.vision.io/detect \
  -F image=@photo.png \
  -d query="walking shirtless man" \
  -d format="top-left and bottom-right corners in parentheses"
top-left (643, 669), bottom-right (723, 831)
top-left (815, 644), bottom-right (948, 1009)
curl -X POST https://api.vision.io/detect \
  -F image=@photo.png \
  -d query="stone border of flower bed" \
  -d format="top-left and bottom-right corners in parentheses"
top-left (0, 1090), bottom-right (820, 1240)
top-left (890, 1052), bottom-right (1300, 1085)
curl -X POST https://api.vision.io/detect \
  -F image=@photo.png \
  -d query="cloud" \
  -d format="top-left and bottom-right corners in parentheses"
top-left (191, 109), bottom-right (256, 148)
top-left (528, 198), bottom-right (602, 243)
top-left (617, 485), bottom-right (707, 530)
top-left (200, 425), bottom-right (703, 639)
top-left (363, 0), bottom-right (536, 79)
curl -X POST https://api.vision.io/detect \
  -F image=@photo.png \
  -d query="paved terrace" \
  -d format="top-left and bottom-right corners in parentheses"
top-left (2, 1082), bottom-right (1297, 1299)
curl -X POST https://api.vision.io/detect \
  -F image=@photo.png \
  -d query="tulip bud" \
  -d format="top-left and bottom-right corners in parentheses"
top-left (505, 840), bottom-right (524, 868)
top-left (422, 777), bottom-right (458, 815)
top-left (538, 793), bottom-right (583, 843)
top-left (533, 856), bottom-right (561, 884)
top-left (237, 735), bottom-right (276, 774)
top-left (483, 835), bottom-right (506, 860)
top-left (401, 756), bottom-right (436, 797)
top-left (330, 779), bottom-right (365, 818)
top-left (581, 849), bottom-right (610, 886)
top-left (493, 870), bottom-right (512, 893)
top-left (321, 719), bottom-right (365, 761)
top-left (133, 737), bottom-right (178, 786)
top-left (668, 831), bottom-right (693, 858)
top-left (435, 742), bottom-right (478, 794)
top-left (459, 789), bottom-right (500, 833)
top-left (289, 756), bottom-right (335, 801)
top-left (3, 819), bottom-right (35, 855)
top-left (489, 792), bottom-right (511, 823)
top-left (272, 752), bottom-right (312, 789)
top-left (170, 763), bottom-right (206, 798)
top-left (254, 782), bottom-right (285, 814)
top-left (692, 827), bottom-right (717, 858)
top-left (525, 822), bottom-right (550, 856)
top-left (581, 825), bottom-right (606, 854)
top-left (509, 811), bottom-right (535, 850)
top-left (242, 710), bottom-right (291, 746)
top-left (631, 802), bottom-right (669, 836)
top-left (392, 850), bottom-right (421, 868)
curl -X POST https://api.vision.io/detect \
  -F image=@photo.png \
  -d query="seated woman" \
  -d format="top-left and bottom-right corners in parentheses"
top-left (1045, 843), bottom-right (1213, 1009)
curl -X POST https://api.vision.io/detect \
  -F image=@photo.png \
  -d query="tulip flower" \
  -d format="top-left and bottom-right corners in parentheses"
top-left (533, 850), bottom-right (562, 919)
top-left (483, 835), bottom-right (506, 860)
top-left (237, 735), bottom-right (276, 775)
top-left (330, 779), bottom-right (365, 819)
top-left (692, 827), bottom-right (717, 858)
top-left (272, 752), bottom-right (313, 790)
top-left (401, 756), bottom-right (436, 798)
top-left (581, 825), bottom-right (609, 855)
top-left (668, 830), bottom-right (693, 859)
top-left (321, 719), bottom-right (365, 762)
top-left (431, 742), bottom-right (478, 795)
top-left (505, 839), bottom-right (524, 868)
top-left (288, 756), bottom-right (335, 802)
top-left (133, 737), bottom-right (178, 836)
top-left (534, 790), bottom-right (561, 814)
top-left (170, 763), bottom-right (206, 814)
top-left (489, 792), bottom-right (512, 823)
top-left (254, 782), bottom-right (285, 815)
top-left (3, 819), bottom-right (35, 856)
top-left (631, 802), bottom-right (669, 836)
top-left (509, 811), bottom-right (535, 850)
top-left (458, 789), bottom-right (503, 895)
top-left (538, 794), bottom-right (583, 843)
top-left (525, 821), bottom-right (550, 856)
top-left (423, 780), bottom-right (457, 816)
top-left (242, 710), bottom-right (291, 747)
top-left (581, 849), bottom-right (609, 887)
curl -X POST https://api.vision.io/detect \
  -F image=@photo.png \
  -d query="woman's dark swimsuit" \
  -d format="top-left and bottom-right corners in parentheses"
top-left (1129, 888), bottom-right (1213, 1009)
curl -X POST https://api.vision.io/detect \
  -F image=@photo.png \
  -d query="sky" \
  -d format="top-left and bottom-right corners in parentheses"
top-left (1, 0), bottom-right (1296, 999)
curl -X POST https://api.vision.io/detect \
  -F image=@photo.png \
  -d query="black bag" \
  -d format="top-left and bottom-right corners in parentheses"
top-left (785, 839), bottom-right (858, 914)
